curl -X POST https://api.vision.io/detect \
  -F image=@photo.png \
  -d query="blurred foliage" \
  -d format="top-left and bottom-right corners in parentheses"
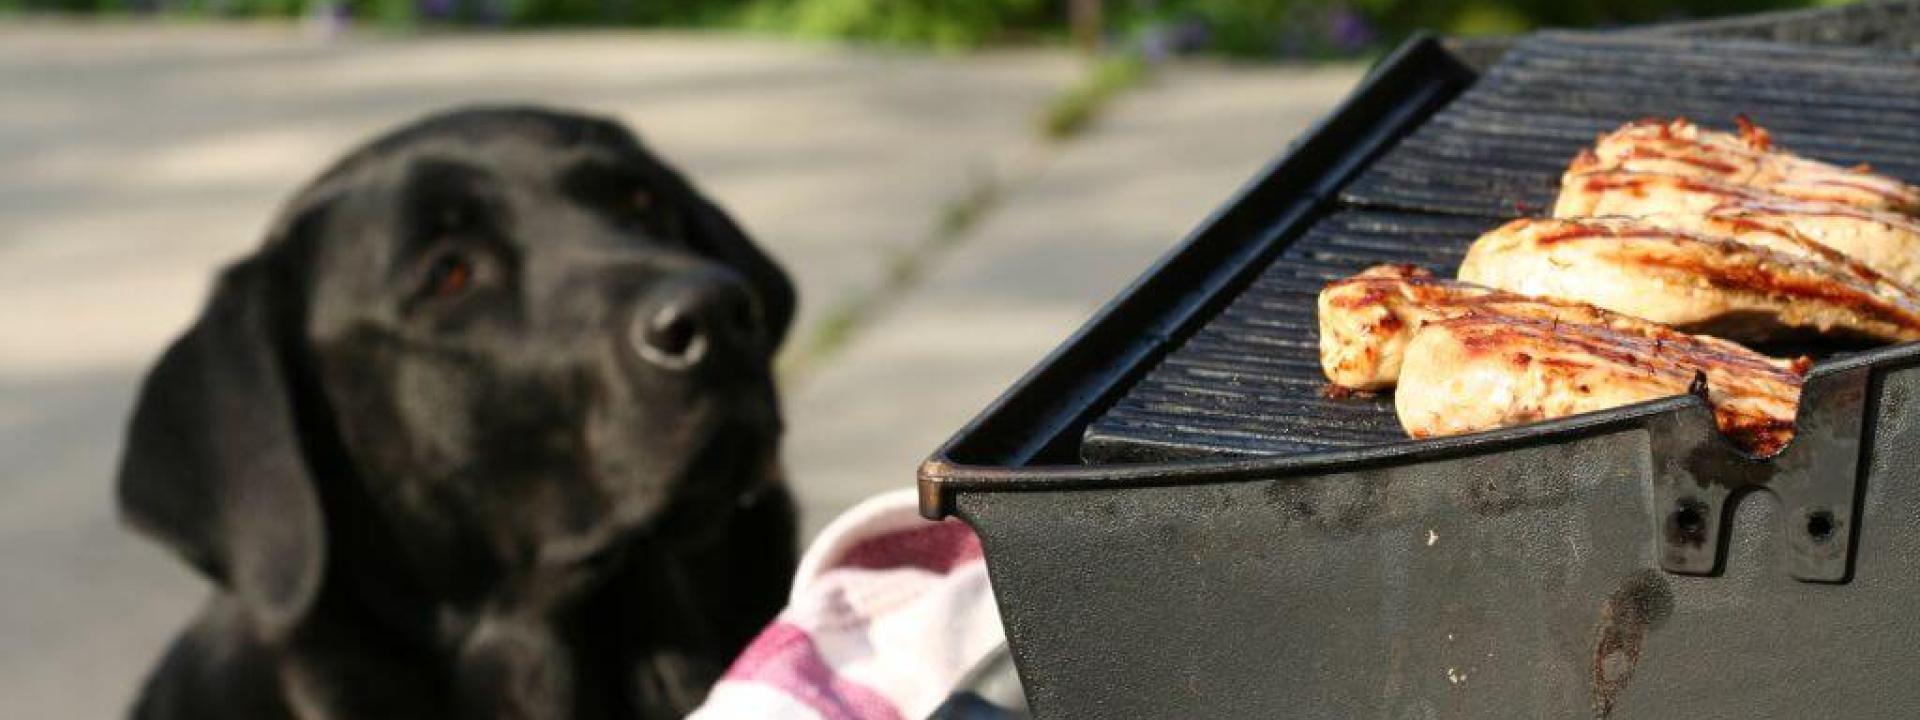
top-left (741, 0), bottom-right (1054, 49)
top-left (1122, 0), bottom-right (1824, 56)
top-left (3, 0), bottom-right (1848, 56)
top-left (1040, 54), bottom-right (1148, 138)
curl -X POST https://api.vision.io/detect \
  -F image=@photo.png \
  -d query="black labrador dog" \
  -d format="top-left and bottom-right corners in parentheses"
top-left (117, 106), bottom-right (798, 719)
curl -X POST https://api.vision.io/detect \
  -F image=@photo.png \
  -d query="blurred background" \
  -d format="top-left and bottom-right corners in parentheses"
top-left (0, 0), bottom-right (1856, 716)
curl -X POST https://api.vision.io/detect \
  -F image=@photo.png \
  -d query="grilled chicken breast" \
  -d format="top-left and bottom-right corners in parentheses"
top-left (1318, 264), bottom-right (1773, 390)
top-left (1396, 314), bottom-right (1805, 454)
top-left (1459, 217), bottom-right (1920, 343)
top-left (1575, 117), bottom-right (1920, 214)
top-left (1642, 210), bottom-right (1911, 288)
top-left (1554, 170), bottom-right (1920, 286)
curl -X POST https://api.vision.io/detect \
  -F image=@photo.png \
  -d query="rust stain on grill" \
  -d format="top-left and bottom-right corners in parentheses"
top-left (1591, 571), bottom-right (1675, 718)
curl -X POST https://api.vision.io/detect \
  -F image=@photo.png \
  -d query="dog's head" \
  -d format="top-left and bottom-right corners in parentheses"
top-left (116, 107), bottom-right (794, 640)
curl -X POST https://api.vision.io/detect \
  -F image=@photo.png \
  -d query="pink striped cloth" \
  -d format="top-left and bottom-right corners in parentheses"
top-left (688, 489), bottom-right (1006, 720)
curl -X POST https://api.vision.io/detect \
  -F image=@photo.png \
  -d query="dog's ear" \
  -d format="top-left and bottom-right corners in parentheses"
top-left (117, 254), bottom-right (325, 640)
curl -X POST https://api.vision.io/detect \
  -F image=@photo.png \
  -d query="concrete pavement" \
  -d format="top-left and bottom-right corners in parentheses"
top-left (0, 22), bottom-right (1360, 717)
top-left (785, 63), bottom-right (1364, 536)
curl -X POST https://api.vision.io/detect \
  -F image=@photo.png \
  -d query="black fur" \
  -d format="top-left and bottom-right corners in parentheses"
top-left (117, 107), bottom-right (798, 719)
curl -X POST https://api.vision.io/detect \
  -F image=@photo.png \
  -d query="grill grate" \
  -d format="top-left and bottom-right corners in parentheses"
top-left (1082, 211), bottom-right (1484, 461)
top-left (1344, 33), bottom-right (1920, 217)
top-left (1082, 33), bottom-right (1920, 463)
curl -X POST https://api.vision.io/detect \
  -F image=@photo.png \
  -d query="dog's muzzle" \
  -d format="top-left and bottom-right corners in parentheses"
top-left (629, 267), bottom-right (762, 372)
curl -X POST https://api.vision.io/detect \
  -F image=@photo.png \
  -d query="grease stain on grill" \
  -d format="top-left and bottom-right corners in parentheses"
top-left (1463, 470), bottom-right (1533, 517)
top-left (1590, 570), bottom-right (1675, 718)
top-left (1323, 384), bottom-right (1378, 401)
top-left (1269, 471), bottom-right (1403, 535)
top-left (1457, 450), bottom-right (1584, 516)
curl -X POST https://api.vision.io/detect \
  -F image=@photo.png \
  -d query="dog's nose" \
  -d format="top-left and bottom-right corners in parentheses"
top-left (632, 269), bottom-right (760, 370)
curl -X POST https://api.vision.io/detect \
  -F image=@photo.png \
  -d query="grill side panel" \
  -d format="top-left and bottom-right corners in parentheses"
top-left (980, 364), bottom-right (1920, 719)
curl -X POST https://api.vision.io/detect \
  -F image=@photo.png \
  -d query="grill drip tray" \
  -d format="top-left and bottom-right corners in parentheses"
top-left (1082, 32), bottom-right (1920, 463)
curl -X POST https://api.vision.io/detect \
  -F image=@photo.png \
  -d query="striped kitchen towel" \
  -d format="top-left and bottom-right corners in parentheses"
top-left (688, 488), bottom-right (1006, 720)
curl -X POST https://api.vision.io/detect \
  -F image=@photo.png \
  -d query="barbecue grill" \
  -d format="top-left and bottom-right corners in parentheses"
top-left (920, 5), bottom-right (1920, 718)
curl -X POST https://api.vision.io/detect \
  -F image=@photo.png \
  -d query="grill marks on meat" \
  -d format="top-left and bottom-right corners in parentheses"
top-left (1553, 170), bottom-right (1920, 287)
top-left (1307, 118), bottom-right (1920, 452)
top-left (1318, 265), bottom-right (1490, 390)
top-left (1316, 265), bottom-right (1806, 455)
top-left (1575, 117), bottom-right (1920, 215)
top-left (1395, 314), bottom-right (1804, 455)
top-left (1317, 264), bottom-right (1773, 390)
top-left (1460, 217), bottom-right (1920, 343)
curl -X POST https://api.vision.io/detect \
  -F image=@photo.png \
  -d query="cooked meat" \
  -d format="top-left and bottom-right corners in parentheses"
top-left (1691, 203), bottom-right (1920, 290)
top-left (1395, 314), bottom-right (1806, 454)
top-left (1318, 264), bottom-right (1772, 390)
top-left (1459, 217), bottom-right (1920, 343)
top-left (1575, 117), bottom-right (1920, 214)
top-left (1553, 170), bottom-right (1920, 286)
top-left (1641, 210), bottom-right (1908, 289)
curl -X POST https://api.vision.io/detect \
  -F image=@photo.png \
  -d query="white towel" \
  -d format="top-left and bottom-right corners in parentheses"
top-left (688, 489), bottom-right (1006, 720)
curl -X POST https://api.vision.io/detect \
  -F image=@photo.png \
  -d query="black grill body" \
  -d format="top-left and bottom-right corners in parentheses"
top-left (919, 25), bottom-right (1920, 720)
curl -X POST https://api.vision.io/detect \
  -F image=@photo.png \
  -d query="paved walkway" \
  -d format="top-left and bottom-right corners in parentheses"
top-left (786, 63), bottom-right (1363, 535)
top-left (0, 22), bottom-right (1359, 717)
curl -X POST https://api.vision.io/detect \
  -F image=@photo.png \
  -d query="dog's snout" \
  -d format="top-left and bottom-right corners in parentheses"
top-left (631, 269), bottom-right (759, 370)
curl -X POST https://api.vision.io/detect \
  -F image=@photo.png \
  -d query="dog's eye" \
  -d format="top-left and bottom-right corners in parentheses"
top-left (629, 189), bottom-right (653, 215)
top-left (424, 252), bottom-right (476, 298)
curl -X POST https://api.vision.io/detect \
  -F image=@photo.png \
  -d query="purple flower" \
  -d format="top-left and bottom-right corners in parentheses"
top-left (1326, 5), bottom-right (1376, 52)
top-left (419, 0), bottom-right (457, 21)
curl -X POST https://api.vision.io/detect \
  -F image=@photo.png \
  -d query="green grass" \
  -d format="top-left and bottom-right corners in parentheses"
top-left (934, 168), bottom-right (1001, 241)
top-left (783, 62), bottom-right (1139, 381)
top-left (783, 293), bottom-right (865, 376)
top-left (740, 0), bottom-right (1050, 51)
top-left (5, 0), bottom-right (1836, 58)
top-left (1040, 54), bottom-right (1150, 141)
top-left (779, 167), bottom-right (1004, 381)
